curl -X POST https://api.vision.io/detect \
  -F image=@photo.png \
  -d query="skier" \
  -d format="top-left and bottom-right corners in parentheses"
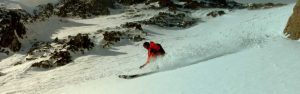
top-left (139, 41), bottom-right (165, 69)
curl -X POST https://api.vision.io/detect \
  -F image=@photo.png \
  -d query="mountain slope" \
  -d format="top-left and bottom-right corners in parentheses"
top-left (46, 3), bottom-right (300, 94)
top-left (0, 1), bottom-right (298, 94)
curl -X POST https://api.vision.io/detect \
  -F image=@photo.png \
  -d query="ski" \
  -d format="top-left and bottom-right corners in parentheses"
top-left (118, 71), bottom-right (157, 79)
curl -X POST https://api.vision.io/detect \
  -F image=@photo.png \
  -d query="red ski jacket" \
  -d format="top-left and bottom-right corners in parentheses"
top-left (145, 41), bottom-right (161, 64)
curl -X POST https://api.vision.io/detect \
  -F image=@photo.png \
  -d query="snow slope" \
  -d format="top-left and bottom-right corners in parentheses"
top-left (0, 1), bottom-right (299, 94)
top-left (54, 39), bottom-right (300, 94)
top-left (45, 3), bottom-right (300, 94)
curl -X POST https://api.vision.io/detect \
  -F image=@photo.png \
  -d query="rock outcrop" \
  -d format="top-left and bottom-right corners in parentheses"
top-left (179, 0), bottom-right (245, 9)
top-left (101, 29), bottom-right (146, 48)
top-left (66, 33), bottom-right (94, 53)
top-left (28, 34), bottom-right (95, 69)
top-left (56, 0), bottom-right (110, 18)
top-left (284, 0), bottom-right (300, 40)
top-left (0, 9), bottom-right (30, 53)
top-left (31, 51), bottom-right (71, 69)
top-left (247, 3), bottom-right (286, 10)
top-left (34, 0), bottom-right (111, 19)
top-left (207, 10), bottom-right (226, 17)
top-left (139, 12), bottom-right (197, 28)
top-left (118, 0), bottom-right (147, 5)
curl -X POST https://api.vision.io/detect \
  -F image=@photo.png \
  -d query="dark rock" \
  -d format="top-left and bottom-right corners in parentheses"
top-left (226, 1), bottom-right (246, 9)
top-left (218, 11), bottom-right (225, 15)
top-left (0, 9), bottom-right (32, 23)
top-left (140, 12), bottom-right (197, 28)
top-left (27, 42), bottom-right (51, 55)
top-left (50, 51), bottom-right (72, 67)
top-left (31, 51), bottom-right (72, 69)
top-left (32, 60), bottom-right (52, 69)
top-left (183, 1), bottom-right (203, 9)
top-left (121, 22), bottom-right (143, 31)
top-left (159, 0), bottom-right (174, 7)
top-left (127, 34), bottom-right (145, 42)
top-left (28, 34), bottom-right (95, 69)
top-left (66, 33), bottom-right (94, 53)
top-left (0, 9), bottom-right (28, 52)
top-left (33, 3), bottom-right (55, 21)
top-left (26, 57), bottom-right (38, 61)
top-left (101, 28), bottom-right (146, 48)
top-left (89, 0), bottom-right (115, 8)
top-left (28, 34), bottom-right (94, 69)
top-left (0, 72), bottom-right (5, 76)
top-left (118, 0), bottom-right (147, 5)
top-left (103, 31), bottom-right (123, 48)
top-left (207, 10), bottom-right (226, 17)
top-left (179, 0), bottom-right (245, 9)
top-left (34, 0), bottom-right (111, 19)
top-left (210, 0), bottom-right (228, 7)
top-left (56, 0), bottom-right (110, 18)
top-left (247, 3), bottom-right (286, 10)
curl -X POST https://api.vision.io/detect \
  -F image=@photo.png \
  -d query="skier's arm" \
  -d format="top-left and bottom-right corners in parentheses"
top-left (140, 50), bottom-right (155, 69)
top-left (146, 49), bottom-right (156, 64)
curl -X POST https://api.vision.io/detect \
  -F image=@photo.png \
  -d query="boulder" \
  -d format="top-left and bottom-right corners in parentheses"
top-left (50, 51), bottom-right (72, 67)
top-left (102, 31), bottom-right (123, 48)
top-left (66, 33), bottom-right (94, 53)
